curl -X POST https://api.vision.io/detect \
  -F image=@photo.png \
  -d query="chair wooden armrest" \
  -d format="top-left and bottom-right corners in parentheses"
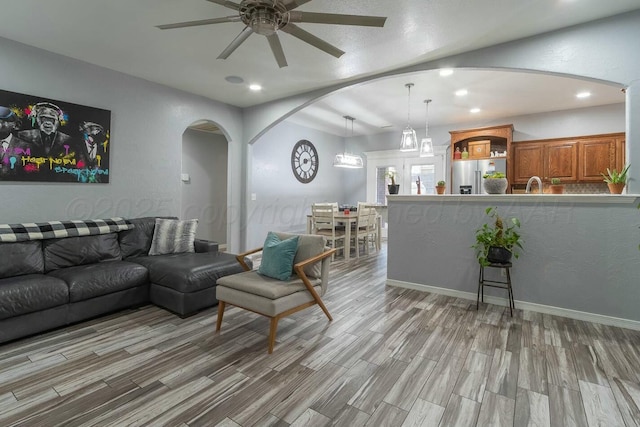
top-left (235, 247), bottom-right (263, 271)
top-left (293, 248), bottom-right (337, 321)
top-left (293, 247), bottom-right (337, 272)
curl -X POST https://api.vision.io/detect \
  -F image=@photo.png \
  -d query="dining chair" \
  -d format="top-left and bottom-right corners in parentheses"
top-left (311, 203), bottom-right (345, 260)
top-left (353, 206), bottom-right (377, 257)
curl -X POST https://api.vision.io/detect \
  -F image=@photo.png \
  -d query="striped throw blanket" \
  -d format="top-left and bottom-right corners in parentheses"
top-left (0, 218), bottom-right (134, 242)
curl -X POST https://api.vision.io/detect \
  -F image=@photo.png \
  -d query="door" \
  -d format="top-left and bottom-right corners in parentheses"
top-left (366, 149), bottom-right (445, 201)
top-left (404, 157), bottom-right (441, 195)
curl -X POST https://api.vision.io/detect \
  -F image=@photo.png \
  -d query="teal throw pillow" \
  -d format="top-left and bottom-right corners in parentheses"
top-left (258, 232), bottom-right (299, 281)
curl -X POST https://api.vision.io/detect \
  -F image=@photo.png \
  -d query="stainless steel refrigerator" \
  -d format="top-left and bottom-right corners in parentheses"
top-left (452, 158), bottom-right (507, 194)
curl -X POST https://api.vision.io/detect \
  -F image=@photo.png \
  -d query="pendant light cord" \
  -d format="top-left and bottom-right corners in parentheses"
top-left (406, 83), bottom-right (413, 126)
top-left (424, 99), bottom-right (431, 136)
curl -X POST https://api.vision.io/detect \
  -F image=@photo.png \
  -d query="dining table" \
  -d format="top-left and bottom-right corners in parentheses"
top-left (306, 211), bottom-right (381, 260)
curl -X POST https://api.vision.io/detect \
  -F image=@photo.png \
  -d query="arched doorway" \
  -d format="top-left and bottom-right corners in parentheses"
top-left (180, 120), bottom-right (229, 249)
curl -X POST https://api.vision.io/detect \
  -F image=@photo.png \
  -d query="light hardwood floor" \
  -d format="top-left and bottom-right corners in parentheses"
top-left (1, 243), bottom-right (639, 426)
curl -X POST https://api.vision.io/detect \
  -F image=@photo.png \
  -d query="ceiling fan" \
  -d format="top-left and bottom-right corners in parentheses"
top-left (157, 0), bottom-right (387, 68)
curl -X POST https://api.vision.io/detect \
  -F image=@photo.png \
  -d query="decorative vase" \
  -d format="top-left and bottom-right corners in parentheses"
top-left (483, 178), bottom-right (508, 194)
top-left (550, 185), bottom-right (564, 194)
top-left (607, 183), bottom-right (625, 194)
top-left (388, 184), bottom-right (400, 194)
top-left (436, 185), bottom-right (446, 195)
top-left (487, 246), bottom-right (512, 264)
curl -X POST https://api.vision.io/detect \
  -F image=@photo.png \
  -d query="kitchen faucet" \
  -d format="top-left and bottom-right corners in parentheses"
top-left (525, 176), bottom-right (543, 194)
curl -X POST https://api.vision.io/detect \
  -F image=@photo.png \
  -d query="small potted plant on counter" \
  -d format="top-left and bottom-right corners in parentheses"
top-left (472, 207), bottom-right (523, 266)
top-left (436, 180), bottom-right (446, 195)
top-left (482, 172), bottom-right (509, 194)
top-left (602, 164), bottom-right (630, 194)
top-left (549, 177), bottom-right (564, 194)
top-left (386, 171), bottom-right (400, 194)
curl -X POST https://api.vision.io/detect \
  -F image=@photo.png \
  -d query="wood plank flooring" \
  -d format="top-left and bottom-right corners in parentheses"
top-left (1, 243), bottom-right (640, 426)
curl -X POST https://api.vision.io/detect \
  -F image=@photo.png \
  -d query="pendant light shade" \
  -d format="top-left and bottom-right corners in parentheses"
top-left (420, 99), bottom-right (434, 157)
top-left (400, 83), bottom-right (418, 152)
top-left (334, 115), bottom-right (364, 168)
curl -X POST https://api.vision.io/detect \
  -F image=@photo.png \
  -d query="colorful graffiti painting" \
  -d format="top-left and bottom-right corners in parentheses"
top-left (0, 89), bottom-right (111, 183)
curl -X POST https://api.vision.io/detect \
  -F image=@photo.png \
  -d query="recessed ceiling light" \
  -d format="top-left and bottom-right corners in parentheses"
top-left (225, 75), bottom-right (244, 84)
top-left (455, 89), bottom-right (468, 97)
top-left (576, 91), bottom-right (591, 99)
top-left (249, 84), bottom-right (262, 91)
top-left (470, 108), bottom-right (481, 114)
top-left (439, 69), bottom-right (454, 77)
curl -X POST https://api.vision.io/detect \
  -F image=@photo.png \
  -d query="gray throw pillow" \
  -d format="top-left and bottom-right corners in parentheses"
top-left (148, 218), bottom-right (198, 255)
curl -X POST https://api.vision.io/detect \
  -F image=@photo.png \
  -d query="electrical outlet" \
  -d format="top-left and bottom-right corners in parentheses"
top-left (501, 268), bottom-right (507, 277)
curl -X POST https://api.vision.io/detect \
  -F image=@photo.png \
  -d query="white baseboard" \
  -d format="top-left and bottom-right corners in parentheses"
top-left (386, 279), bottom-right (640, 331)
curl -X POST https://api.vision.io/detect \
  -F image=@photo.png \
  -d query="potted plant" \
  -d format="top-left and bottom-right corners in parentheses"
top-left (386, 171), bottom-right (400, 194)
top-left (482, 172), bottom-right (509, 194)
top-left (472, 207), bottom-right (523, 266)
top-left (436, 180), bottom-right (446, 195)
top-left (601, 164), bottom-right (630, 194)
top-left (549, 177), bottom-right (564, 194)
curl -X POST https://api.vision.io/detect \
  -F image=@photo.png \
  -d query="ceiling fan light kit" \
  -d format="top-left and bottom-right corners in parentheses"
top-left (158, 0), bottom-right (387, 68)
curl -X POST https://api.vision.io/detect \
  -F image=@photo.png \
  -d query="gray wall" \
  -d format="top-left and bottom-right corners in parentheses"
top-left (0, 36), bottom-right (245, 251)
top-left (181, 129), bottom-right (228, 244)
top-left (247, 121), bottom-right (346, 248)
top-left (387, 197), bottom-right (640, 322)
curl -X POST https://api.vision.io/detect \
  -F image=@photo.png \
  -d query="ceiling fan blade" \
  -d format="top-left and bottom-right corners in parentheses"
top-left (156, 16), bottom-right (241, 30)
top-left (205, 0), bottom-right (240, 10)
top-left (282, 0), bottom-right (313, 11)
top-left (289, 11), bottom-right (387, 27)
top-left (281, 23), bottom-right (344, 58)
top-left (267, 34), bottom-right (288, 68)
top-left (217, 26), bottom-right (254, 59)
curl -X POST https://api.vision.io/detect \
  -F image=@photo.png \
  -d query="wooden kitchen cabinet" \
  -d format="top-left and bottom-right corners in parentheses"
top-left (546, 140), bottom-right (578, 181)
top-left (616, 137), bottom-right (626, 171)
top-left (511, 140), bottom-right (577, 183)
top-left (511, 132), bottom-right (624, 184)
top-left (578, 137), bottom-right (615, 181)
top-left (512, 143), bottom-right (543, 183)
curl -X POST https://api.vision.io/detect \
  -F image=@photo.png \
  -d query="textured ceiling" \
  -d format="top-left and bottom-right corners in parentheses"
top-left (0, 0), bottom-right (636, 134)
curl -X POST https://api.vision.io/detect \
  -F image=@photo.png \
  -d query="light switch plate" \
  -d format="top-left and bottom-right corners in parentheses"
top-left (181, 173), bottom-right (190, 182)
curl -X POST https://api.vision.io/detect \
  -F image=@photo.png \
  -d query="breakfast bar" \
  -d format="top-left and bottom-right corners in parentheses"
top-left (386, 194), bottom-right (640, 327)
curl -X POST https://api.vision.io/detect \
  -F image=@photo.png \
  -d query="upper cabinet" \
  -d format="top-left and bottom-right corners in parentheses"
top-left (578, 137), bottom-right (615, 181)
top-left (547, 140), bottom-right (578, 181)
top-left (512, 143), bottom-right (543, 183)
top-left (511, 132), bottom-right (625, 184)
top-left (450, 124), bottom-right (513, 162)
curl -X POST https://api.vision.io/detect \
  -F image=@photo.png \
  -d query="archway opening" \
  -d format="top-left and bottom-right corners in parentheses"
top-left (180, 120), bottom-right (229, 249)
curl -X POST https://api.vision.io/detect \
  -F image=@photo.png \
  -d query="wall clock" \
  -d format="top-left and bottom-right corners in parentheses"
top-left (291, 139), bottom-right (318, 183)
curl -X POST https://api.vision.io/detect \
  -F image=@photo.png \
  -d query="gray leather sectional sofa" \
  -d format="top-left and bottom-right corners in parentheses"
top-left (0, 216), bottom-right (247, 345)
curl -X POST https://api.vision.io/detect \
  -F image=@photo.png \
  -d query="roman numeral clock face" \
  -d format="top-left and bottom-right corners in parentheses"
top-left (291, 140), bottom-right (318, 183)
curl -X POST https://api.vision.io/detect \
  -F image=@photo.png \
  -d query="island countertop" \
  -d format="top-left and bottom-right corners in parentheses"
top-left (386, 194), bottom-right (640, 328)
top-left (388, 194), bottom-right (639, 204)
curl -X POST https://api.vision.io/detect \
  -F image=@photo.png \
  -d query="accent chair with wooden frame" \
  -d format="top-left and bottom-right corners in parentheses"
top-left (215, 232), bottom-right (336, 353)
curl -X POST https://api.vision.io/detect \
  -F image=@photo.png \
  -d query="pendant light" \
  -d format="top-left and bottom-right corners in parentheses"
top-left (333, 115), bottom-right (363, 168)
top-left (419, 99), bottom-right (434, 157)
top-left (400, 83), bottom-right (418, 152)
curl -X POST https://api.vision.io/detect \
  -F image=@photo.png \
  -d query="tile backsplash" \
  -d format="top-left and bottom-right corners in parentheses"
top-left (563, 183), bottom-right (609, 194)
top-left (512, 182), bottom-right (610, 194)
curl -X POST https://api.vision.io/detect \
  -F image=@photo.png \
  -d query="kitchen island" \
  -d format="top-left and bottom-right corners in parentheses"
top-left (387, 194), bottom-right (640, 328)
